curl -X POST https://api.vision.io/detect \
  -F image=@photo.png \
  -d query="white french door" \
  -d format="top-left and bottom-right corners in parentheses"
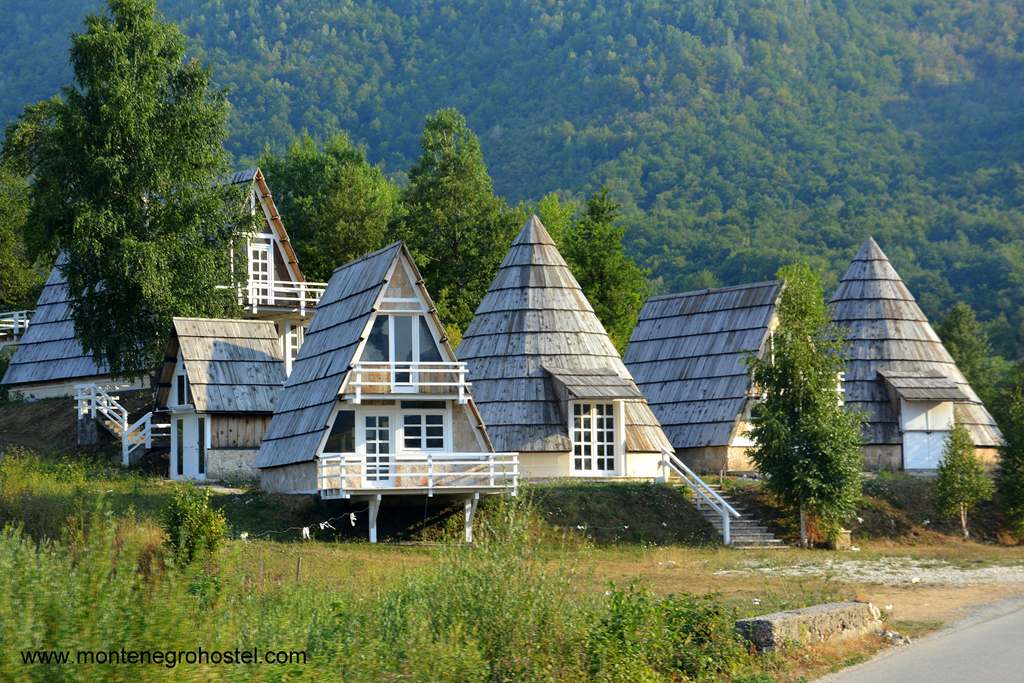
top-left (248, 243), bottom-right (273, 305)
top-left (171, 413), bottom-right (207, 481)
top-left (360, 414), bottom-right (395, 486)
top-left (572, 402), bottom-right (617, 475)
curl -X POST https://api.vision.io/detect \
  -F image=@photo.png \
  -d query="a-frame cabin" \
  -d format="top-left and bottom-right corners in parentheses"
top-left (1, 168), bottom-right (321, 400)
top-left (831, 237), bottom-right (1002, 470)
top-left (457, 215), bottom-right (672, 479)
top-left (255, 242), bottom-right (516, 541)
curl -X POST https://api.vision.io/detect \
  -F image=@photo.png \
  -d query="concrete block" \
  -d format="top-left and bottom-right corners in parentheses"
top-left (736, 601), bottom-right (882, 651)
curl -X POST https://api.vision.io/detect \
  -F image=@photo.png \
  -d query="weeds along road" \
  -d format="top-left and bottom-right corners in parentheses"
top-left (820, 599), bottom-right (1024, 683)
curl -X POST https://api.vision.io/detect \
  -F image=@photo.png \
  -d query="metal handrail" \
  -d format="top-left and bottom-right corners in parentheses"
top-left (660, 450), bottom-right (740, 545)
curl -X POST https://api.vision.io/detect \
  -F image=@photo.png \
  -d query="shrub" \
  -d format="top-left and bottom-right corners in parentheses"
top-left (161, 484), bottom-right (227, 563)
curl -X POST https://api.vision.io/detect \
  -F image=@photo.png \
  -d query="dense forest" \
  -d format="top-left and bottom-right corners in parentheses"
top-left (2, 0), bottom-right (1023, 357)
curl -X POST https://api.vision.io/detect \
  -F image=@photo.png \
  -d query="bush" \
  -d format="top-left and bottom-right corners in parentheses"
top-left (587, 584), bottom-right (751, 682)
top-left (161, 484), bottom-right (227, 563)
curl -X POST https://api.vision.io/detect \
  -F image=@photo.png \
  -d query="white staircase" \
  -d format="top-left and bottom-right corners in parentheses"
top-left (74, 384), bottom-right (169, 465)
top-left (660, 451), bottom-right (783, 548)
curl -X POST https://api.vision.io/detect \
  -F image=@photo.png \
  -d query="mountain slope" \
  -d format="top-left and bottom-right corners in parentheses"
top-left (3, 0), bottom-right (1023, 355)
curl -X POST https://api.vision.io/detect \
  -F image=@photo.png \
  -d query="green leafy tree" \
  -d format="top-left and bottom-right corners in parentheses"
top-left (0, 165), bottom-right (42, 309)
top-left (747, 263), bottom-right (864, 546)
top-left (535, 191), bottom-right (579, 246)
top-left (2, 0), bottom-right (242, 374)
top-left (562, 188), bottom-right (649, 352)
top-left (934, 422), bottom-right (994, 540)
top-left (939, 302), bottom-right (996, 403)
top-left (395, 108), bottom-right (519, 337)
top-left (995, 374), bottom-right (1024, 536)
top-left (259, 132), bottom-right (401, 281)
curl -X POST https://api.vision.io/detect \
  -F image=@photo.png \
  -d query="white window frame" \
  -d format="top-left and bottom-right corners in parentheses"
top-left (282, 322), bottom-right (305, 377)
top-left (399, 405), bottom-right (450, 453)
top-left (570, 401), bottom-right (619, 476)
top-left (248, 241), bottom-right (274, 305)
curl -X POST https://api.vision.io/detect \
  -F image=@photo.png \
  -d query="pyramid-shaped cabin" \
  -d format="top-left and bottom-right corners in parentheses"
top-left (457, 216), bottom-right (672, 479)
top-left (625, 281), bottom-right (782, 474)
top-left (831, 238), bottom-right (1001, 470)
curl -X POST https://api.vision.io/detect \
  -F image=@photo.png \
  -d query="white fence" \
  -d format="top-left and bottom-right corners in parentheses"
top-left (74, 384), bottom-right (168, 465)
top-left (0, 310), bottom-right (32, 346)
top-left (317, 451), bottom-right (519, 499)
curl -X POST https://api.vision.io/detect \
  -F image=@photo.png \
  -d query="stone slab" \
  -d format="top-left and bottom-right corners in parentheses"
top-left (736, 601), bottom-right (882, 650)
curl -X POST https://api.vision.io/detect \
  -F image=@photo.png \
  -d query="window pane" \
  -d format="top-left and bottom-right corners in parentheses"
top-left (418, 317), bottom-right (443, 362)
top-left (325, 410), bottom-right (355, 452)
top-left (363, 316), bottom-right (389, 362)
top-left (394, 316), bottom-right (413, 364)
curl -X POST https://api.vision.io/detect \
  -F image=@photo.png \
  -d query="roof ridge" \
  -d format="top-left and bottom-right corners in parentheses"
top-left (329, 241), bottom-right (402, 276)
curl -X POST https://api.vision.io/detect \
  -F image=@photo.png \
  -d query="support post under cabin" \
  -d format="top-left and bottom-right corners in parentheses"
top-left (464, 492), bottom-right (480, 544)
top-left (367, 494), bottom-right (382, 544)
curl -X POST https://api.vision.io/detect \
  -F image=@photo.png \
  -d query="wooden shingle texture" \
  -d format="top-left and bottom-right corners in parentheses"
top-left (624, 281), bottom-right (781, 450)
top-left (157, 318), bottom-right (284, 413)
top-left (830, 237), bottom-right (1000, 447)
top-left (1, 253), bottom-right (111, 387)
top-left (458, 215), bottom-right (671, 454)
top-left (255, 243), bottom-right (402, 469)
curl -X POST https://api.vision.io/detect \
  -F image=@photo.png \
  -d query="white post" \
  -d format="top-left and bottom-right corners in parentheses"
top-left (723, 511), bottom-right (731, 546)
top-left (368, 494), bottom-right (382, 544)
top-left (458, 367), bottom-right (465, 404)
top-left (145, 416), bottom-right (152, 450)
top-left (428, 454), bottom-right (434, 497)
top-left (90, 386), bottom-right (96, 419)
top-left (464, 492), bottom-right (479, 543)
top-left (489, 455), bottom-right (495, 487)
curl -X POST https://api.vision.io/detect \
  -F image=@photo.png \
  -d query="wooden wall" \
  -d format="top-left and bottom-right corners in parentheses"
top-left (211, 414), bottom-right (273, 449)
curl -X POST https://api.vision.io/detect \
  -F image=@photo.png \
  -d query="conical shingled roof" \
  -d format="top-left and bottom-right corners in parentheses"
top-left (830, 237), bottom-right (1001, 447)
top-left (457, 215), bottom-right (671, 454)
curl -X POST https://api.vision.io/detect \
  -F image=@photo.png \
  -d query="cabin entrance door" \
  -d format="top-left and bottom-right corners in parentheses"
top-left (360, 413), bottom-right (395, 487)
top-left (172, 413), bottom-right (207, 481)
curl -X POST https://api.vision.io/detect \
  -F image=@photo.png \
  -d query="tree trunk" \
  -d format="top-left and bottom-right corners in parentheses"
top-left (960, 504), bottom-right (969, 540)
top-left (799, 505), bottom-right (809, 548)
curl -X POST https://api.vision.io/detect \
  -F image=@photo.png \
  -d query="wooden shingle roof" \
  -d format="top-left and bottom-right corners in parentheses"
top-left (256, 243), bottom-right (402, 469)
top-left (458, 215), bottom-right (671, 454)
top-left (1, 253), bottom-right (112, 387)
top-left (156, 318), bottom-right (284, 413)
top-left (624, 281), bottom-right (782, 449)
top-left (830, 237), bottom-right (1001, 447)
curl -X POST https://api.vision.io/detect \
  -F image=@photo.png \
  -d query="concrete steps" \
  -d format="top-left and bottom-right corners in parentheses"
top-left (690, 483), bottom-right (785, 548)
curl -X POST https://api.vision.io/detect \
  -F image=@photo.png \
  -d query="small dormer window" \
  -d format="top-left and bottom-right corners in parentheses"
top-left (365, 315), bottom-right (443, 367)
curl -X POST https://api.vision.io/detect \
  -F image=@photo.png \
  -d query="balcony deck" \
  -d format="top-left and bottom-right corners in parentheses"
top-left (346, 361), bottom-right (472, 403)
top-left (317, 451), bottom-right (518, 499)
top-left (228, 280), bottom-right (328, 317)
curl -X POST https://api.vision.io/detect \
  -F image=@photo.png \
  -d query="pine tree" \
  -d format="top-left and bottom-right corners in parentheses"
top-left (395, 108), bottom-right (519, 337)
top-left (995, 376), bottom-right (1024, 536)
top-left (2, 0), bottom-right (240, 374)
top-left (938, 302), bottom-right (995, 404)
top-left (747, 263), bottom-right (864, 546)
top-left (259, 132), bottom-right (401, 281)
top-left (562, 188), bottom-right (649, 352)
top-left (934, 422), bottom-right (994, 539)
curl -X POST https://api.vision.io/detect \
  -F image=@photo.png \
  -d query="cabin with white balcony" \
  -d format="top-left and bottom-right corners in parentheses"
top-left (255, 242), bottom-right (516, 542)
top-left (156, 318), bottom-right (285, 482)
top-left (1, 168), bottom-right (321, 401)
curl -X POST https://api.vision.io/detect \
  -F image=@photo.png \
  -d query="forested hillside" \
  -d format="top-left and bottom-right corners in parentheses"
top-left (3, 1), bottom-right (1023, 355)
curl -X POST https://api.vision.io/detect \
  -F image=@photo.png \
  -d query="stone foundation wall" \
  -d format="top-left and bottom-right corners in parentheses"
top-left (861, 444), bottom-right (903, 471)
top-left (207, 449), bottom-right (259, 482)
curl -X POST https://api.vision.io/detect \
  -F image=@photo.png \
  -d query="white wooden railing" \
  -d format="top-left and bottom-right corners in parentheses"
top-left (317, 452), bottom-right (519, 499)
top-left (0, 309), bottom-right (33, 346)
top-left (242, 279), bottom-right (327, 315)
top-left (349, 361), bottom-right (471, 403)
top-left (75, 384), bottom-right (169, 466)
top-left (659, 451), bottom-right (741, 545)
